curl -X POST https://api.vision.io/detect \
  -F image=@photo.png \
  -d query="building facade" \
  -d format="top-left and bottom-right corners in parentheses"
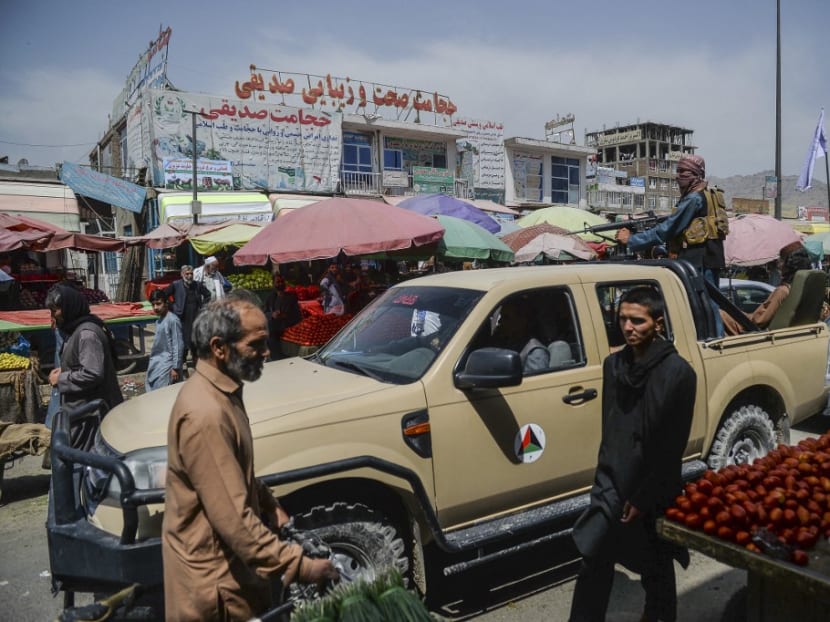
top-left (584, 121), bottom-right (696, 213)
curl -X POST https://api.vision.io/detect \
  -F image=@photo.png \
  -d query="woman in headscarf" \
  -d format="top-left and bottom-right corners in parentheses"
top-left (46, 284), bottom-right (123, 413)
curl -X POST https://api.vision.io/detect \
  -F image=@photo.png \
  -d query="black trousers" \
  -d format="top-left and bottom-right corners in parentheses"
top-left (569, 518), bottom-right (677, 622)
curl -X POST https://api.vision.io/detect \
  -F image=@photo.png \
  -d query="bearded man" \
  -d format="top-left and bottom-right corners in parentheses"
top-left (162, 291), bottom-right (338, 620)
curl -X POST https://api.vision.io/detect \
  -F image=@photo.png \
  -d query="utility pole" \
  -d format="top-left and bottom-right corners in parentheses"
top-left (774, 0), bottom-right (782, 219)
top-left (185, 110), bottom-right (201, 224)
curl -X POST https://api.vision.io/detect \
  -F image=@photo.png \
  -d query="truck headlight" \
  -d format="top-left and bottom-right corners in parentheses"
top-left (83, 430), bottom-right (167, 514)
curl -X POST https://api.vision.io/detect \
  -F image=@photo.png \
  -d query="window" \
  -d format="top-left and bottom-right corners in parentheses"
top-left (342, 132), bottom-right (373, 173)
top-left (595, 282), bottom-right (670, 349)
top-left (383, 149), bottom-right (402, 170)
top-left (551, 156), bottom-right (580, 204)
top-left (468, 287), bottom-right (585, 376)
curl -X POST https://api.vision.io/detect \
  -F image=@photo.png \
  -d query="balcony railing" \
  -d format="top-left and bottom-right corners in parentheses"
top-left (340, 170), bottom-right (471, 199)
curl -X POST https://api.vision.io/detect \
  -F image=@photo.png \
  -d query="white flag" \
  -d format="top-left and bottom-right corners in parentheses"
top-left (796, 108), bottom-right (828, 191)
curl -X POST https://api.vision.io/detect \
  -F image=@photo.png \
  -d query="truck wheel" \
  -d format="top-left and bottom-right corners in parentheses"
top-left (708, 404), bottom-right (776, 470)
top-left (293, 502), bottom-right (409, 584)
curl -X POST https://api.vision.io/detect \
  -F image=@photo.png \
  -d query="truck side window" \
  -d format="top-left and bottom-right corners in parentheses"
top-left (469, 287), bottom-right (585, 375)
top-left (596, 282), bottom-right (671, 349)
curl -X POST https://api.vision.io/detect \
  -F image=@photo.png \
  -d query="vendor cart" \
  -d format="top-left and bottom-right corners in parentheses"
top-left (0, 302), bottom-right (156, 377)
top-left (658, 518), bottom-right (830, 622)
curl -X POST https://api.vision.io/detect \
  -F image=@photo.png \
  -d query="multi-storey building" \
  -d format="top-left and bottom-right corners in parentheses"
top-left (584, 121), bottom-right (696, 213)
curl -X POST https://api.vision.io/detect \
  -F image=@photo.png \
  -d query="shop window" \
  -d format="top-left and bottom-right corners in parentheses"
top-left (433, 154), bottom-right (447, 169)
top-left (342, 132), bottom-right (373, 173)
top-left (552, 156), bottom-right (579, 204)
top-left (384, 149), bottom-right (403, 170)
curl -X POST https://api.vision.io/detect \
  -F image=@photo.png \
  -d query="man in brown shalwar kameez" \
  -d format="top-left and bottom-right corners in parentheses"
top-left (162, 292), bottom-right (337, 621)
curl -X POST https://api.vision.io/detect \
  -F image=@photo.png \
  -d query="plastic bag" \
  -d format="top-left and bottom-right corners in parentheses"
top-left (8, 335), bottom-right (30, 357)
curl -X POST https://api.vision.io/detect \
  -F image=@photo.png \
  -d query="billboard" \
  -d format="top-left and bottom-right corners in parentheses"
top-left (142, 89), bottom-right (342, 193)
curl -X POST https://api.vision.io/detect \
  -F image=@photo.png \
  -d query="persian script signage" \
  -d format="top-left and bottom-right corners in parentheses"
top-left (143, 90), bottom-right (342, 193)
top-left (597, 129), bottom-right (643, 146)
top-left (232, 68), bottom-right (457, 126)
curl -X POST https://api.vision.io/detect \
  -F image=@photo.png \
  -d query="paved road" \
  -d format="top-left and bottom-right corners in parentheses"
top-left (1, 414), bottom-right (828, 621)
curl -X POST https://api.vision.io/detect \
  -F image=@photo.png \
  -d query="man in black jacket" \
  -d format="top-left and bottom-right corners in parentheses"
top-left (162, 264), bottom-right (211, 366)
top-left (569, 286), bottom-right (697, 622)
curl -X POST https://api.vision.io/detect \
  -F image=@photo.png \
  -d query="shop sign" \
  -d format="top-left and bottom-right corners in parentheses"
top-left (231, 68), bottom-right (457, 126)
top-left (112, 26), bottom-right (172, 122)
top-left (630, 177), bottom-right (646, 188)
top-left (383, 170), bottom-right (409, 188)
top-left (453, 118), bottom-right (505, 190)
top-left (597, 129), bottom-right (642, 146)
top-left (163, 158), bottom-right (234, 191)
top-left (412, 167), bottom-right (454, 193)
top-left (143, 89), bottom-right (342, 193)
top-left (59, 161), bottom-right (146, 214)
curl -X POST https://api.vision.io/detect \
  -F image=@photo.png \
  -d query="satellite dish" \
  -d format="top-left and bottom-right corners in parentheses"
top-left (17, 158), bottom-right (29, 167)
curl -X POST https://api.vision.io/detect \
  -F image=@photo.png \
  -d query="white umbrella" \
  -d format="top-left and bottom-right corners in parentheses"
top-left (514, 232), bottom-right (597, 263)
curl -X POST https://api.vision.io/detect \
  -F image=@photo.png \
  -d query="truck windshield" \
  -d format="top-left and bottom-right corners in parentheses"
top-left (316, 285), bottom-right (483, 384)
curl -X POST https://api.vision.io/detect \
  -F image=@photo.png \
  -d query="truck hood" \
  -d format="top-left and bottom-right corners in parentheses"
top-left (100, 358), bottom-right (392, 454)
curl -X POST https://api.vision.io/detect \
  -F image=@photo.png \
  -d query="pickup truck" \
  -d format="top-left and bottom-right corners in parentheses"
top-left (47, 260), bottom-right (829, 611)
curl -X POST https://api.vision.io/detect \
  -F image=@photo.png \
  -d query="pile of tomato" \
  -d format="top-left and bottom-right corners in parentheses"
top-left (282, 313), bottom-right (352, 346)
top-left (286, 285), bottom-right (320, 301)
top-left (666, 432), bottom-right (830, 566)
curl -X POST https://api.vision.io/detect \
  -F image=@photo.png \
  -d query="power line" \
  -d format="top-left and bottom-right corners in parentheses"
top-left (0, 139), bottom-right (97, 148)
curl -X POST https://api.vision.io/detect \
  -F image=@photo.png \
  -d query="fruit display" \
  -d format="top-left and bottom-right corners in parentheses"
top-left (282, 313), bottom-right (352, 346)
top-left (81, 287), bottom-right (109, 304)
top-left (666, 433), bottom-right (830, 567)
top-left (287, 284), bottom-right (320, 301)
top-left (0, 352), bottom-right (30, 370)
top-left (227, 268), bottom-right (273, 290)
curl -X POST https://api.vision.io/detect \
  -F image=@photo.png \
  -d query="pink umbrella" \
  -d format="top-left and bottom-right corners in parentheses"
top-left (724, 214), bottom-right (803, 267)
top-left (233, 197), bottom-right (445, 265)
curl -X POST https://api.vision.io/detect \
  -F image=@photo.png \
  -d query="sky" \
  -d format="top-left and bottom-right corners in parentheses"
top-left (1, 0), bottom-right (828, 179)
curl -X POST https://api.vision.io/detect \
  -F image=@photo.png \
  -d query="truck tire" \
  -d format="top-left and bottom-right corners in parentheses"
top-left (708, 404), bottom-right (776, 470)
top-left (293, 502), bottom-right (409, 583)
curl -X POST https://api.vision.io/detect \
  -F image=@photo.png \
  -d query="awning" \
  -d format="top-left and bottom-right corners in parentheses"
top-left (158, 191), bottom-right (273, 225)
top-left (0, 182), bottom-right (81, 231)
top-left (269, 193), bottom-right (329, 217)
top-left (188, 222), bottom-right (264, 255)
top-left (60, 161), bottom-right (146, 214)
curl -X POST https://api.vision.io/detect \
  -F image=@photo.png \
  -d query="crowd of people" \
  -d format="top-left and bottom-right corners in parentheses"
top-left (38, 153), bottom-right (830, 621)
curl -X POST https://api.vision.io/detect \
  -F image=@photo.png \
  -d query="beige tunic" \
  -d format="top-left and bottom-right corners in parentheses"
top-left (162, 361), bottom-right (303, 621)
top-left (722, 284), bottom-right (790, 335)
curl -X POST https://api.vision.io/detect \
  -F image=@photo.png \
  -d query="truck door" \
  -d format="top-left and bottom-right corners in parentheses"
top-left (427, 285), bottom-right (604, 528)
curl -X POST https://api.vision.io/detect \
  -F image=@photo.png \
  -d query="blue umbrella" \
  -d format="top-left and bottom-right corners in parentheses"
top-left (397, 193), bottom-right (501, 233)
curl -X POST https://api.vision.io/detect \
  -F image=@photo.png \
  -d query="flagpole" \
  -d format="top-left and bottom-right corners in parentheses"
top-left (826, 149), bottom-right (830, 210)
top-left (774, 0), bottom-right (782, 220)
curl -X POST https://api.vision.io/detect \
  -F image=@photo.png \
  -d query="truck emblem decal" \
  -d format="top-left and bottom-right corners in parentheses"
top-left (515, 423), bottom-right (546, 463)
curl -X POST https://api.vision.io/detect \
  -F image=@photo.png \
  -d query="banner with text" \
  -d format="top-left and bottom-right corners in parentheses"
top-left (144, 89), bottom-right (342, 193)
top-left (453, 118), bottom-right (505, 191)
top-left (163, 158), bottom-right (234, 191)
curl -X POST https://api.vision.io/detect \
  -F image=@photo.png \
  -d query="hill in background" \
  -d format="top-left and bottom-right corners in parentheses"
top-left (710, 170), bottom-right (829, 218)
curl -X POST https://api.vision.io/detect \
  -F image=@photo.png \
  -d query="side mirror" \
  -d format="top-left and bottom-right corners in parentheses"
top-left (454, 347), bottom-right (523, 390)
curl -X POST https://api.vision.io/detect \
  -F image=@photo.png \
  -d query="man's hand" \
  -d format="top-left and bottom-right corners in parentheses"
top-left (615, 227), bottom-right (631, 245)
top-left (49, 368), bottom-right (61, 387)
top-left (298, 557), bottom-right (340, 588)
top-left (621, 500), bottom-right (641, 523)
top-left (171, 369), bottom-right (180, 382)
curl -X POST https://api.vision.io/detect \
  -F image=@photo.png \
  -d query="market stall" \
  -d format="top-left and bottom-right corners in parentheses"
top-left (659, 519), bottom-right (830, 622)
top-left (660, 431), bottom-right (830, 622)
top-left (0, 302), bottom-right (157, 379)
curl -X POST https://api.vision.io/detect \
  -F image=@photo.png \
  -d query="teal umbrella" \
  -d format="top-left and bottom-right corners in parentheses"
top-left (436, 215), bottom-right (515, 262)
top-left (804, 231), bottom-right (830, 261)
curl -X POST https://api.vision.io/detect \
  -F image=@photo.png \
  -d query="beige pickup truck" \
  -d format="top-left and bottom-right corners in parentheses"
top-left (47, 260), bottom-right (829, 609)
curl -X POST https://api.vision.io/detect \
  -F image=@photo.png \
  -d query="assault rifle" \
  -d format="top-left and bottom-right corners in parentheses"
top-left (569, 211), bottom-right (671, 259)
top-left (576, 210), bottom-right (670, 242)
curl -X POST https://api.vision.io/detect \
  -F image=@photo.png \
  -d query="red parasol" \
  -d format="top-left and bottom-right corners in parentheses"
top-left (234, 197), bottom-right (445, 265)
